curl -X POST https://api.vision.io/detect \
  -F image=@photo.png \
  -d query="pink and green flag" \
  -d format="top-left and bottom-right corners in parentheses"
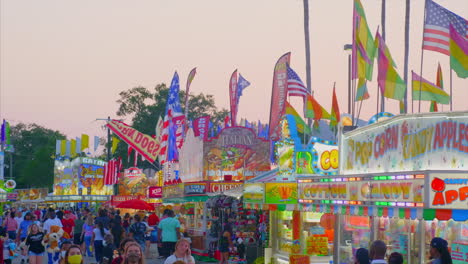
top-left (449, 25), bottom-right (468, 78)
top-left (375, 32), bottom-right (406, 101)
top-left (355, 78), bottom-right (370, 101)
top-left (412, 71), bottom-right (450, 104)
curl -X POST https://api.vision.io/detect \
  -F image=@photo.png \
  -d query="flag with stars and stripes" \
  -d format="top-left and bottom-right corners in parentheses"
top-left (286, 64), bottom-right (309, 98)
top-left (159, 72), bottom-right (184, 164)
top-left (423, 0), bottom-right (468, 55)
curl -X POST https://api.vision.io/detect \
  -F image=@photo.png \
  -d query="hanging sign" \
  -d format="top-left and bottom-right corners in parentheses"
top-left (243, 183), bottom-right (264, 203)
top-left (429, 172), bottom-right (468, 209)
top-left (265, 182), bottom-right (298, 204)
top-left (207, 182), bottom-right (242, 193)
top-left (184, 182), bottom-right (207, 196)
top-left (107, 120), bottom-right (161, 163)
top-left (148, 186), bottom-right (163, 198)
top-left (340, 112), bottom-right (468, 174)
top-left (298, 176), bottom-right (424, 204)
top-left (162, 183), bottom-right (184, 199)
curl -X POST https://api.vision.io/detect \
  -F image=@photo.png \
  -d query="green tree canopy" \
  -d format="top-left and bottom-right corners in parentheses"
top-left (8, 123), bottom-right (66, 190)
top-left (113, 83), bottom-right (228, 168)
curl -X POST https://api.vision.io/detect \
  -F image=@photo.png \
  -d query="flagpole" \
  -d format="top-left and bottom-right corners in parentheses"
top-left (376, 83), bottom-right (380, 115)
top-left (450, 67), bottom-right (453, 111)
top-left (403, 0), bottom-right (410, 114)
top-left (380, 0), bottom-right (386, 113)
top-left (418, 0), bottom-right (428, 113)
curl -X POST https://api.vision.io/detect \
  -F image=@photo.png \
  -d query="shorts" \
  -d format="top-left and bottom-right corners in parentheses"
top-left (7, 231), bottom-right (16, 240)
top-left (28, 251), bottom-right (45, 256)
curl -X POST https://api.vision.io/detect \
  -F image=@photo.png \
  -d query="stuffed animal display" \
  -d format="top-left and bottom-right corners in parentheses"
top-left (42, 225), bottom-right (66, 253)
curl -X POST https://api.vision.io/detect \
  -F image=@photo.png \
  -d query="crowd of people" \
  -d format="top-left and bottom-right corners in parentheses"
top-left (354, 238), bottom-right (453, 264)
top-left (0, 207), bottom-right (194, 264)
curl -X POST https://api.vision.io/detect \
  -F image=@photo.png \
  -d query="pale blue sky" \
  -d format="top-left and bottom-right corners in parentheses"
top-left (1, 0), bottom-right (467, 141)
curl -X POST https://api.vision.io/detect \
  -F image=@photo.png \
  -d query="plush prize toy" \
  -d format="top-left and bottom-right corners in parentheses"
top-left (42, 225), bottom-right (66, 253)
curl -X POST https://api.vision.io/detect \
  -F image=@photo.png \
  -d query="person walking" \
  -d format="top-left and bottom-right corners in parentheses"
top-left (157, 210), bottom-right (181, 259)
top-left (128, 215), bottom-right (147, 252)
top-left (354, 248), bottom-right (369, 264)
top-left (62, 245), bottom-right (84, 264)
top-left (3, 212), bottom-right (18, 240)
top-left (25, 223), bottom-right (45, 264)
top-left (17, 212), bottom-right (33, 263)
top-left (369, 240), bottom-right (387, 264)
top-left (111, 238), bottom-right (135, 264)
top-left (218, 227), bottom-right (233, 264)
top-left (61, 211), bottom-right (75, 240)
top-left (122, 242), bottom-right (145, 264)
top-left (429, 237), bottom-right (453, 264)
top-left (92, 222), bottom-right (110, 263)
top-left (73, 213), bottom-right (85, 250)
top-left (110, 219), bottom-right (125, 249)
top-left (82, 215), bottom-right (94, 257)
top-left (163, 239), bottom-right (194, 264)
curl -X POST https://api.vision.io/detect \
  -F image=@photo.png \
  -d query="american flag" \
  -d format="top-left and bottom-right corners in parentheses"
top-left (159, 72), bottom-right (183, 164)
top-left (287, 64), bottom-right (309, 98)
top-left (423, 0), bottom-right (468, 55)
top-left (104, 157), bottom-right (121, 185)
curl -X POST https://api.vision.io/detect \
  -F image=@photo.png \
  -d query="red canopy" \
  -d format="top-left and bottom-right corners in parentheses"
top-left (115, 199), bottom-right (154, 211)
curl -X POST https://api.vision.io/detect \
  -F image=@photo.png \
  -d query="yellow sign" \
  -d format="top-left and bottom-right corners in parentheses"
top-left (306, 236), bottom-right (328, 255)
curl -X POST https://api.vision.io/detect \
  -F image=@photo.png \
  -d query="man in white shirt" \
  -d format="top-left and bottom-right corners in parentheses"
top-left (14, 211), bottom-right (23, 231)
top-left (43, 211), bottom-right (63, 234)
top-left (369, 240), bottom-right (387, 264)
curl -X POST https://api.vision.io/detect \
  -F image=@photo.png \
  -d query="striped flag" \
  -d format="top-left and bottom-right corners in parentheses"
top-left (286, 64), bottom-right (309, 98)
top-left (104, 158), bottom-right (121, 185)
top-left (412, 71), bottom-right (450, 104)
top-left (423, 0), bottom-right (468, 55)
top-left (160, 72), bottom-right (183, 164)
top-left (375, 31), bottom-right (406, 101)
top-left (450, 24), bottom-right (468, 78)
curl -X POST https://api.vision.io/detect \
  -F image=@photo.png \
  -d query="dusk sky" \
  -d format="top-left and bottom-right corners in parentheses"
top-left (1, 0), bottom-right (467, 146)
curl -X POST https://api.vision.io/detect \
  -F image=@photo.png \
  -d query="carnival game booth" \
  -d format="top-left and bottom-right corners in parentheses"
top-left (305, 111), bottom-right (468, 264)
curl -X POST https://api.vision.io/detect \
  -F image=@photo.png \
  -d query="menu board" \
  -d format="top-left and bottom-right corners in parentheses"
top-left (306, 236), bottom-right (328, 255)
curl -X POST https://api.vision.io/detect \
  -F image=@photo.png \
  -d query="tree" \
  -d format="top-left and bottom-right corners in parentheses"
top-left (113, 83), bottom-right (229, 168)
top-left (8, 123), bottom-right (66, 190)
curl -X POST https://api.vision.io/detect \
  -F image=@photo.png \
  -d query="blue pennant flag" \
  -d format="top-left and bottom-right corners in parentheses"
top-left (236, 74), bottom-right (251, 102)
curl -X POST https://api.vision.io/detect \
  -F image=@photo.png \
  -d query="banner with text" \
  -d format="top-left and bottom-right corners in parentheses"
top-left (107, 120), bottom-right (161, 163)
top-left (340, 112), bottom-right (468, 174)
top-left (269, 52), bottom-right (291, 140)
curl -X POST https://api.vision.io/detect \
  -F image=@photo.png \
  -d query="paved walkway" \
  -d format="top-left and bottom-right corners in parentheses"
top-left (11, 245), bottom-right (214, 264)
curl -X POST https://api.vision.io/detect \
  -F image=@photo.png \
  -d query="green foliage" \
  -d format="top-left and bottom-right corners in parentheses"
top-left (8, 123), bottom-right (66, 190)
top-left (114, 83), bottom-right (228, 168)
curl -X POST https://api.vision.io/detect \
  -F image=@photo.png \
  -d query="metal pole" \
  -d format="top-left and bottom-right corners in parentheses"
top-left (9, 152), bottom-right (12, 179)
top-left (450, 69), bottom-right (453, 111)
top-left (380, 0), bottom-right (386, 113)
top-left (107, 116), bottom-right (111, 162)
top-left (348, 54), bottom-right (352, 114)
top-left (403, 0), bottom-right (410, 114)
top-left (418, 0), bottom-right (428, 113)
